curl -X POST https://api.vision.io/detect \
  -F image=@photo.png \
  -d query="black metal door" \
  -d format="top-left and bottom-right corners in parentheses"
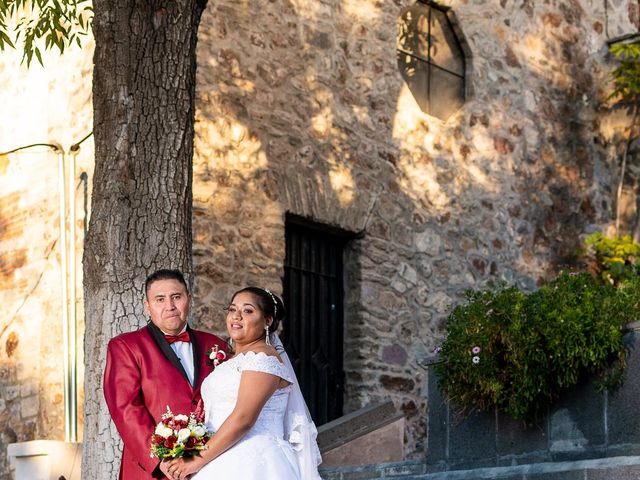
top-left (283, 218), bottom-right (347, 425)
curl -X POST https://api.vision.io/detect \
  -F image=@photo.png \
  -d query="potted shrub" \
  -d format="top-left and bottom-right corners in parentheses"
top-left (435, 234), bottom-right (640, 423)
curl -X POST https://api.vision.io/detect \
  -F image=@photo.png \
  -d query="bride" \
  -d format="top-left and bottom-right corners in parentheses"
top-left (164, 287), bottom-right (322, 480)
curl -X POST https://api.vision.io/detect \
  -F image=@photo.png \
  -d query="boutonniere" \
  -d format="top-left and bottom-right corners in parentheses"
top-left (206, 345), bottom-right (227, 368)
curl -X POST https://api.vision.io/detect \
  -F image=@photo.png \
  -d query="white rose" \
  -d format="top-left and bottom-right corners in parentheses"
top-left (177, 428), bottom-right (191, 443)
top-left (154, 423), bottom-right (173, 438)
top-left (192, 425), bottom-right (206, 437)
top-left (174, 414), bottom-right (189, 423)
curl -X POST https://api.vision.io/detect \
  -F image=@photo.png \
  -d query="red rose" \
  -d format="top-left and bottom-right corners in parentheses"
top-left (184, 436), bottom-right (197, 450)
top-left (164, 435), bottom-right (177, 449)
top-left (152, 435), bottom-right (165, 446)
top-left (174, 419), bottom-right (188, 429)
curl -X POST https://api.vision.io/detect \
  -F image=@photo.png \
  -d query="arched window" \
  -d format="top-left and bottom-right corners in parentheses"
top-left (397, 1), bottom-right (467, 120)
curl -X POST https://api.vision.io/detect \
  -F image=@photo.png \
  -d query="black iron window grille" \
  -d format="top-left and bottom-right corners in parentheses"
top-left (397, 0), bottom-right (467, 119)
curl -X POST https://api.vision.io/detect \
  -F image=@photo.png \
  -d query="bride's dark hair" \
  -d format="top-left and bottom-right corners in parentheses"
top-left (229, 287), bottom-right (286, 332)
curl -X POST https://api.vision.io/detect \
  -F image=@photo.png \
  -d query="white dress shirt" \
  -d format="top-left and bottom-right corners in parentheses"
top-left (163, 326), bottom-right (195, 386)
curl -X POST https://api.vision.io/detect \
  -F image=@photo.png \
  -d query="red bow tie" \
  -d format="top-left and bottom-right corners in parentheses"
top-left (164, 331), bottom-right (190, 344)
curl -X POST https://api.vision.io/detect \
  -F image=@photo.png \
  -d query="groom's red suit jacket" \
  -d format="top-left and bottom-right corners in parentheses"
top-left (104, 323), bottom-right (227, 479)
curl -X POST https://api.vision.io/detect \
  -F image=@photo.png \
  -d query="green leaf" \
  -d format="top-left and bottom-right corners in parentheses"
top-left (34, 45), bottom-right (42, 65)
top-left (0, 0), bottom-right (93, 66)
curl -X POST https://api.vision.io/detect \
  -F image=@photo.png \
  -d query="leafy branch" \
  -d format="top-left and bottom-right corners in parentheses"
top-left (609, 40), bottom-right (640, 235)
top-left (0, 0), bottom-right (93, 66)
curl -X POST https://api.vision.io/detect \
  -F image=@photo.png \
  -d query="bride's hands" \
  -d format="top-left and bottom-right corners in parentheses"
top-left (164, 456), bottom-right (205, 480)
top-left (159, 460), bottom-right (176, 480)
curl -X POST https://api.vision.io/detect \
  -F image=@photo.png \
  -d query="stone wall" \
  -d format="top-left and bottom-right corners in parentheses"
top-left (0, 0), bottom-right (639, 473)
top-left (425, 329), bottom-right (640, 472)
top-left (191, 0), bottom-right (640, 457)
top-left (0, 45), bottom-right (94, 479)
top-left (319, 330), bottom-right (640, 478)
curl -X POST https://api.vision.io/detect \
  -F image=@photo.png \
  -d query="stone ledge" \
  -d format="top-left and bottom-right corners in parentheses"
top-left (8, 440), bottom-right (82, 480)
top-left (318, 401), bottom-right (404, 452)
top-left (320, 456), bottom-right (640, 480)
top-left (320, 459), bottom-right (427, 480)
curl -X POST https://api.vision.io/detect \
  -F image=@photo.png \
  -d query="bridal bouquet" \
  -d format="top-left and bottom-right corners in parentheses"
top-left (150, 405), bottom-right (209, 460)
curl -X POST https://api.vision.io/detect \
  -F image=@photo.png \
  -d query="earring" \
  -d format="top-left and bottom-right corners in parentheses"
top-left (265, 326), bottom-right (271, 346)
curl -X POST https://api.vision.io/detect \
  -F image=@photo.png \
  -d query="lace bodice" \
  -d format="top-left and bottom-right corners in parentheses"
top-left (200, 351), bottom-right (294, 440)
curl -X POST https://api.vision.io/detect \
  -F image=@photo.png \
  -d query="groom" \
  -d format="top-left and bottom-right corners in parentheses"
top-left (104, 269), bottom-right (227, 479)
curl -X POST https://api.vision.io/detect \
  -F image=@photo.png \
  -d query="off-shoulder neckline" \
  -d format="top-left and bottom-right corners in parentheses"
top-left (230, 350), bottom-right (285, 365)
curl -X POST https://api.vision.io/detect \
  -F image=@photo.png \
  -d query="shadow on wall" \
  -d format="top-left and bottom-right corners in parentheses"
top-left (191, 0), bottom-right (622, 457)
top-left (193, 0), bottom-right (436, 453)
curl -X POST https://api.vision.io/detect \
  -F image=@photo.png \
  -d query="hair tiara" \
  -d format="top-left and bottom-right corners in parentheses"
top-left (263, 288), bottom-right (278, 319)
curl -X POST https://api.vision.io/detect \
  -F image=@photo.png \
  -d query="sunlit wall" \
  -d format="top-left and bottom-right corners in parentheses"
top-left (191, 0), bottom-right (639, 456)
top-left (0, 0), bottom-right (638, 467)
top-left (0, 41), bottom-right (94, 477)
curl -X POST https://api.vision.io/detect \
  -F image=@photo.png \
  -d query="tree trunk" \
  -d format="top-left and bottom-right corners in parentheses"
top-left (82, 1), bottom-right (206, 477)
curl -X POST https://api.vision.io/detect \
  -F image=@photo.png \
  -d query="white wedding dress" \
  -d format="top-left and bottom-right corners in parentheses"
top-left (192, 351), bottom-right (315, 479)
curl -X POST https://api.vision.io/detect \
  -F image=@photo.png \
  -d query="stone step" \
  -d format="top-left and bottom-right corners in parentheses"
top-left (317, 401), bottom-right (405, 468)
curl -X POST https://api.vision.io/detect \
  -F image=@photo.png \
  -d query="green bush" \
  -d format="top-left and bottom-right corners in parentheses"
top-left (435, 272), bottom-right (640, 423)
top-left (583, 232), bottom-right (640, 285)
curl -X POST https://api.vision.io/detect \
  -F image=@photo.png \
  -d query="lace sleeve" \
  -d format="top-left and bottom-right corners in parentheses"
top-left (239, 351), bottom-right (295, 384)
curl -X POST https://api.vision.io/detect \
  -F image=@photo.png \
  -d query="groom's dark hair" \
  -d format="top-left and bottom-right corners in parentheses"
top-left (144, 269), bottom-right (189, 297)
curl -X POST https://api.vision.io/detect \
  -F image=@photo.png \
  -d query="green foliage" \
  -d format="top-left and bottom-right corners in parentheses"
top-left (609, 41), bottom-right (640, 234)
top-left (0, 0), bottom-right (93, 66)
top-left (583, 232), bottom-right (640, 284)
top-left (435, 272), bottom-right (640, 423)
top-left (609, 40), bottom-right (640, 112)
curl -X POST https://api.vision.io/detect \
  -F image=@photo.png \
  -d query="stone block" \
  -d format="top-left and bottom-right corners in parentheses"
top-left (448, 408), bottom-right (497, 466)
top-left (318, 471), bottom-right (341, 480)
top-left (604, 444), bottom-right (640, 457)
top-left (5, 386), bottom-right (19, 401)
top-left (496, 412), bottom-right (548, 458)
top-left (19, 383), bottom-right (36, 397)
top-left (20, 396), bottom-right (39, 418)
top-left (526, 472), bottom-right (583, 480)
top-left (496, 453), bottom-right (550, 468)
top-left (549, 407), bottom-right (590, 454)
top-left (426, 369), bottom-right (447, 464)
top-left (317, 402), bottom-right (404, 467)
top-left (549, 380), bottom-right (605, 453)
top-left (326, 466), bottom-right (383, 480)
top-left (447, 456), bottom-right (499, 471)
top-left (320, 417), bottom-right (404, 468)
top-left (549, 447), bottom-right (606, 463)
top-left (381, 460), bottom-right (427, 476)
top-left (586, 464), bottom-right (640, 480)
top-left (607, 332), bottom-right (640, 446)
top-left (414, 229), bottom-right (443, 256)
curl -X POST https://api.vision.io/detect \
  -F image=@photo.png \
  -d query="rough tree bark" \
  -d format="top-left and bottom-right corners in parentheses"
top-left (81, 1), bottom-right (207, 477)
